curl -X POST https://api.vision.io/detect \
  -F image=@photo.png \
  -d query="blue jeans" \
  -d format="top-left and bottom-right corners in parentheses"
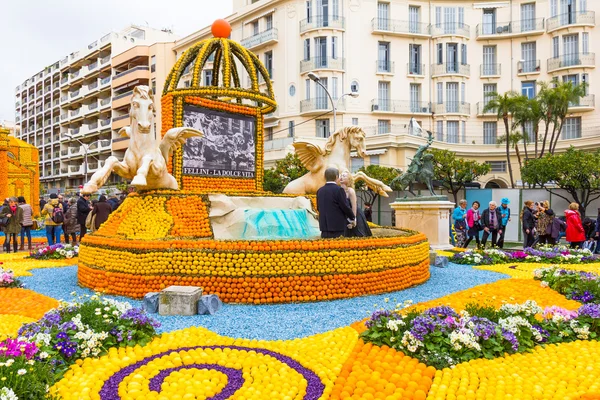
top-left (20, 226), bottom-right (32, 247)
top-left (46, 225), bottom-right (62, 246)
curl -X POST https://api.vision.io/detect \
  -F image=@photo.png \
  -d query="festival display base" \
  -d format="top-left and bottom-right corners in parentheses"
top-left (390, 199), bottom-right (455, 250)
top-left (77, 191), bottom-right (431, 304)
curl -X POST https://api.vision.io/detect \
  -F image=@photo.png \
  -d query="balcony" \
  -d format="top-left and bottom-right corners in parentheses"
top-left (112, 90), bottom-right (133, 108)
top-left (430, 23), bottom-right (470, 38)
top-left (100, 76), bottom-right (111, 87)
top-left (69, 89), bottom-right (81, 99)
top-left (240, 28), bottom-right (278, 50)
top-left (476, 102), bottom-right (497, 116)
top-left (480, 64), bottom-right (501, 77)
top-left (299, 97), bottom-right (345, 114)
top-left (265, 137), bottom-right (294, 152)
top-left (569, 94), bottom-right (595, 112)
top-left (547, 11), bottom-right (595, 32)
top-left (114, 65), bottom-right (150, 79)
top-left (370, 18), bottom-right (430, 37)
top-left (60, 167), bottom-right (68, 174)
top-left (70, 109), bottom-right (81, 119)
top-left (88, 122), bottom-right (99, 132)
top-left (70, 70), bottom-right (81, 81)
top-left (70, 127), bottom-right (81, 136)
top-left (432, 102), bottom-right (471, 115)
top-left (370, 100), bottom-right (431, 114)
top-left (60, 95), bottom-right (68, 104)
top-left (100, 97), bottom-right (111, 109)
top-left (100, 55), bottom-right (110, 65)
top-left (88, 81), bottom-right (98, 91)
top-left (476, 18), bottom-right (545, 39)
top-left (112, 114), bottom-right (130, 130)
top-left (60, 149), bottom-right (68, 157)
top-left (375, 60), bottom-right (394, 74)
top-left (69, 165), bottom-right (84, 174)
top-left (547, 53), bottom-right (595, 73)
top-left (407, 63), bottom-right (426, 77)
top-left (60, 113), bottom-right (68, 121)
top-left (518, 60), bottom-right (541, 75)
top-left (431, 63), bottom-right (470, 78)
top-left (88, 62), bottom-right (98, 72)
top-left (300, 57), bottom-right (345, 73)
top-left (299, 15), bottom-right (345, 33)
top-left (113, 66), bottom-right (150, 88)
top-left (60, 77), bottom-right (68, 85)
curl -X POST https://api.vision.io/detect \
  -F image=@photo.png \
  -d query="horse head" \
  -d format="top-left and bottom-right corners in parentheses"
top-left (325, 126), bottom-right (367, 158)
top-left (130, 86), bottom-right (155, 134)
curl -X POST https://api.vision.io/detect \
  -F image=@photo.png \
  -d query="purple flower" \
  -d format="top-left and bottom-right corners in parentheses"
top-left (54, 340), bottom-right (77, 358)
top-left (571, 291), bottom-right (595, 303)
top-left (532, 325), bottom-right (549, 343)
top-left (578, 303), bottom-right (600, 319)
top-left (501, 329), bottom-right (519, 352)
top-left (55, 331), bottom-right (69, 340)
top-left (468, 317), bottom-right (498, 340)
top-left (121, 308), bottom-right (160, 329)
top-left (365, 310), bottom-right (393, 328)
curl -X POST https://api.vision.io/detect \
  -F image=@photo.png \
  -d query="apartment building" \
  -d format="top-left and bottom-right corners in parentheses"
top-left (175, 0), bottom-right (598, 188)
top-left (14, 26), bottom-right (177, 191)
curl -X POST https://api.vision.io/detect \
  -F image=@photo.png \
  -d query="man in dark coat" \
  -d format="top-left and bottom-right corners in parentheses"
top-left (58, 194), bottom-right (69, 243)
top-left (364, 203), bottom-right (373, 222)
top-left (316, 168), bottom-right (355, 239)
top-left (77, 193), bottom-right (91, 240)
top-left (481, 201), bottom-right (503, 248)
top-left (107, 195), bottom-right (120, 211)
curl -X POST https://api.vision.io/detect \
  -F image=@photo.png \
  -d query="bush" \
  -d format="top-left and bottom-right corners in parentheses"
top-left (451, 245), bottom-right (599, 265)
top-left (534, 266), bottom-right (600, 304)
top-left (0, 268), bottom-right (22, 289)
top-left (27, 243), bottom-right (79, 260)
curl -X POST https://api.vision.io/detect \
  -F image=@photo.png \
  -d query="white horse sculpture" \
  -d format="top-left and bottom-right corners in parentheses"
top-left (283, 126), bottom-right (392, 196)
top-left (82, 86), bottom-right (202, 193)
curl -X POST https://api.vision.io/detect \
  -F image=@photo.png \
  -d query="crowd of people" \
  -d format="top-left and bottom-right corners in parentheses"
top-left (0, 192), bottom-right (125, 252)
top-left (453, 198), bottom-right (600, 251)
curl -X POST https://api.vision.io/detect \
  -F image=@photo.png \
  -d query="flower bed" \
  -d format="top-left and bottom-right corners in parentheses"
top-left (0, 253), bottom-right (78, 277)
top-left (535, 266), bottom-right (600, 304)
top-left (0, 268), bottom-right (21, 289)
top-left (28, 243), bottom-right (79, 260)
top-left (452, 245), bottom-right (598, 265)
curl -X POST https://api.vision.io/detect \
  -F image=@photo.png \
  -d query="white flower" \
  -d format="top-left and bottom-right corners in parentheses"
top-left (17, 369), bottom-right (26, 375)
top-left (400, 331), bottom-right (423, 353)
top-left (386, 319), bottom-right (405, 331)
top-left (499, 316), bottom-right (532, 334)
top-left (449, 328), bottom-right (481, 351)
top-left (570, 320), bottom-right (591, 340)
top-left (39, 351), bottom-right (49, 359)
top-left (540, 281), bottom-right (549, 288)
top-left (26, 360), bottom-right (35, 365)
top-left (0, 387), bottom-right (18, 400)
top-left (5, 359), bottom-right (14, 367)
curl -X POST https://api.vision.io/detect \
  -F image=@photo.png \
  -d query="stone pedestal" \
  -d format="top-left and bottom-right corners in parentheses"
top-left (159, 286), bottom-right (203, 316)
top-left (390, 199), bottom-right (455, 250)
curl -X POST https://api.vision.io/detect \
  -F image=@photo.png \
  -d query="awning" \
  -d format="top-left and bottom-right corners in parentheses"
top-left (350, 149), bottom-right (387, 158)
top-left (264, 120), bottom-right (279, 128)
top-left (473, 2), bottom-right (509, 9)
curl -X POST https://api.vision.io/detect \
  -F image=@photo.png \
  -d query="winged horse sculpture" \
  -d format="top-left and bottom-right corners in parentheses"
top-left (283, 126), bottom-right (392, 196)
top-left (82, 86), bottom-right (202, 193)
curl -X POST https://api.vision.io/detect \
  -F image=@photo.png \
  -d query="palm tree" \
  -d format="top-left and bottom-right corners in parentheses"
top-left (537, 82), bottom-right (556, 158)
top-left (548, 80), bottom-right (587, 154)
top-left (497, 132), bottom-right (525, 172)
top-left (483, 91), bottom-right (523, 188)
top-left (513, 96), bottom-right (543, 159)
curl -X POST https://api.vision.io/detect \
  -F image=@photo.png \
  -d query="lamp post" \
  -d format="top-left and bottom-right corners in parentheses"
top-left (62, 133), bottom-right (109, 183)
top-left (307, 72), bottom-right (359, 133)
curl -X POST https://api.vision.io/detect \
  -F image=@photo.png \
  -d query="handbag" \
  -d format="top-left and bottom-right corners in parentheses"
top-left (0, 216), bottom-right (8, 228)
top-left (32, 220), bottom-right (39, 230)
top-left (85, 212), bottom-right (94, 231)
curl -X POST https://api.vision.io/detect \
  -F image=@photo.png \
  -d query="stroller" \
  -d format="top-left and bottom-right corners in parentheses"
top-left (582, 218), bottom-right (597, 253)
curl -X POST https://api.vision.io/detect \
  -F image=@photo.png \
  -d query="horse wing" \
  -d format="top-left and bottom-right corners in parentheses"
top-left (159, 127), bottom-right (203, 161)
top-left (118, 127), bottom-right (131, 138)
top-left (293, 142), bottom-right (325, 172)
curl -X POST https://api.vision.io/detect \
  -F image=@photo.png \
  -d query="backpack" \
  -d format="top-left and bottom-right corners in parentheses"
top-left (52, 205), bottom-right (64, 224)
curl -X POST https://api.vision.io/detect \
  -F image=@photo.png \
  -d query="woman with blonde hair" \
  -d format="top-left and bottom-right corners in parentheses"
top-left (565, 202), bottom-right (586, 248)
top-left (339, 169), bottom-right (372, 237)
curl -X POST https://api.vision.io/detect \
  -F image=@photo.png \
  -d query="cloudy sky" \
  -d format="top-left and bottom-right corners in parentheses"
top-left (0, 0), bottom-right (232, 122)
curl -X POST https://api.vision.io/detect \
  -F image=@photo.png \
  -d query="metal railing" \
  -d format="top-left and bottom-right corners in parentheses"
top-left (300, 97), bottom-right (345, 113)
top-left (547, 53), bottom-right (595, 72)
top-left (60, 77), bottom-right (68, 85)
top-left (113, 114), bottom-right (129, 122)
top-left (300, 57), bottom-right (345, 73)
top-left (88, 102), bottom-right (98, 110)
top-left (70, 90), bottom-right (80, 99)
top-left (476, 102), bottom-right (497, 115)
top-left (480, 63), bottom-right (501, 76)
top-left (88, 62), bottom-right (98, 71)
top-left (113, 90), bottom-right (133, 101)
top-left (569, 94), bottom-right (595, 108)
top-left (433, 102), bottom-right (471, 114)
top-left (60, 95), bottom-right (68, 103)
top-left (300, 15), bottom-right (345, 32)
top-left (114, 65), bottom-right (149, 79)
top-left (101, 56), bottom-right (110, 64)
top-left (89, 81), bottom-right (98, 90)
top-left (70, 70), bottom-right (80, 79)
top-left (518, 59), bottom-right (541, 73)
top-left (431, 63), bottom-right (470, 77)
top-left (370, 18), bottom-right (430, 35)
top-left (476, 18), bottom-right (545, 37)
top-left (100, 97), bottom-right (111, 106)
top-left (100, 119), bottom-right (111, 126)
top-left (547, 11), bottom-right (595, 31)
top-left (430, 23), bottom-right (470, 38)
top-left (376, 60), bottom-right (394, 73)
top-left (100, 76), bottom-right (111, 85)
top-left (89, 122), bottom-right (99, 130)
top-left (370, 100), bottom-right (431, 114)
top-left (240, 28), bottom-right (278, 49)
top-left (407, 63), bottom-right (425, 75)
top-left (70, 109), bottom-right (80, 117)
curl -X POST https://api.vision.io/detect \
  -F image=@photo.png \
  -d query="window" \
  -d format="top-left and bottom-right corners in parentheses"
top-left (444, 7), bottom-right (457, 34)
top-left (461, 121), bottom-right (466, 143)
top-left (435, 7), bottom-right (442, 28)
top-left (521, 3), bottom-right (536, 31)
top-left (378, 42), bottom-right (391, 72)
top-left (352, 117), bottom-right (358, 125)
top-left (331, 77), bottom-right (338, 99)
top-left (306, 0), bottom-right (312, 22)
top-left (551, 0), bottom-right (558, 17)
top-left (289, 85), bottom-right (296, 96)
top-left (563, 34), bottom-right (579, 66)
top-left (266, 14), bottom-right (273, 30)
top-left (377, 119), bottom-right (390, 135)
top-left (484, 84), bottom-right (497, 107)
top-left (203, 70), bottom-right (213, 86)
top-left (461, 44), bottom-right (467, 65)
top-left (437, 82), bottom-right (443, 104)
top-left (446, 82), bottom-right (458, 112)
top-left (378, 81), bottom-right (390, 111)
top-left (582, 73), bottom-right (589, 95)
top-left (304, 39), bottom-right (311, 61)
top-left (410, 84), bottom-right (421, 112)
top-left (562, 117), bottom-right (581, 139)
top-left (315, 77), bottom-right (328, 108)
top-left (151, 78), bottom-right (156, 95)
top-left (264, 51), bottom-right (273, 78)
top-left (446, 43), bottom-right (458, 72)
top-left (553, 37), bottom-right (559, 58)
top-left (370, 155), bottom-right (380, 165)
top-left (332, 0), bottom-right (339, 19)
top-left (437, 44), bottom-right (443, 64)
top-left (458, 7), bottom-right (465, 27)
top-left (409, 44), bottom-right (421, 74)
top-left (523, 120), bottom-right (535, 142)
top-left (318, 0), bottom-right (329, 26)
top-left (150, 55), bottom-right (156, 73)
top-left (484, 122), bottom-right (497, 144)
top-left (522, 81), bottom-right (535, 99)
top-left (265, 127), bottom-right (274, 141)
top-left (482, 9), bottom-right (496, 35)
top-left (486, 161), bottom-right (507, 172)
top-left (351, 157), bottom-right (364, 172)
top-left (436, 120), bottom-right (444, 141)
top-left (409, 6), bottom-right (420, 33)
top-left (483, 46), bottom-right (497, 75)
top-left (377, 2), bottom-right (389, 30)
top-left (583, 32), bottom-right (589, 54)
top-left (461, 82), bottom-right (466, 104)
top-left (521, 42), bottom-right (537, 72)
top-left (332, 36), bottom-right (338, 59)
top-left (580, 0), bottom-right (587, 12)
top-left (305, 79), bottom-right (310, 99)
top-left (316, 119), bottom-right (330, 138)
top-left (447, 121), bottom-right (459, 143)
top-left (252, 20), bottom-right (259, 35)
top-left (288, 121), bottom-right (295, 137)
top-left (350, 81), bottom-right (359, 93)
top-left (315, 36), bottom-right (327, 66)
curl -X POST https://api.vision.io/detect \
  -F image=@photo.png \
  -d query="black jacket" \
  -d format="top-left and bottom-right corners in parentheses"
top-left (316, 183), bottom-right (355, 233)
top-left (481, 208), bottom-right (503, 230)
top-left (76, 196), bottom-right (91, 225)
top-left (522, 207), bottom-right (536, 231)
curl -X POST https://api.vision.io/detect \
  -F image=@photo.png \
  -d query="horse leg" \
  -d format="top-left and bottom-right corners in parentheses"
top-left (353, 171), bottom-right (393, 197)
top-left (82, 157), bottom-right (131, 194)
top-left (131, 156), bottom-right (153, 186)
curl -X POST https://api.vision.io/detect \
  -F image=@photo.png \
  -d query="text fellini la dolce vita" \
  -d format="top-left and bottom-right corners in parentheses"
top-left (183, 168), bottom-right (255, 178)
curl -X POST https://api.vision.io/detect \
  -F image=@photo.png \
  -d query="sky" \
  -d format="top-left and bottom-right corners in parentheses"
top-left (0, 0), bottom-right (233, 122)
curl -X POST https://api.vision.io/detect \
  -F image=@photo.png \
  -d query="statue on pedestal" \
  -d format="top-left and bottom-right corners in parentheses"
top-left (82, 86), bottom-right (202, 193)
top-left (391, 131), bottom-right (436, 197)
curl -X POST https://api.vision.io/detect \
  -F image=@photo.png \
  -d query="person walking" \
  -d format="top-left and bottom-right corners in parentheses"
top-left (41, 194), bottom-right (64, 246)
top-left (464, 201), bottom-right (482, 249)
top-left (452, 200), bottom-right (468, 248)
top-left (481, 201), bottom-right (503, 248)
top-left (521, 200), bottom-right (536, 248)
top-left (316, 168), bottom-right (355, 239)
top-left (565, 202), bottom-right (586, 249)
top-left (63, 197), bottom-right (79, 245)
top-left (0, 197), bottom-right (23, 253)
top-left (17, 196), bottom-right (33, 251)
top-left (91, 195), bottom-right (113, 231)
top-left (77, 193), bottom-right (91, 241)
top-left (497, 198), bottom-right (511, 249)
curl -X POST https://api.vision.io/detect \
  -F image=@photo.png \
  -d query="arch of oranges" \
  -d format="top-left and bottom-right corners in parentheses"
top-left (78, 191), bottom-right (430, 303)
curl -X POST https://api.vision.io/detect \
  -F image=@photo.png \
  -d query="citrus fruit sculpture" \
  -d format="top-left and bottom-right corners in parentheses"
top-left (77, 20), bottom-right (430, 303)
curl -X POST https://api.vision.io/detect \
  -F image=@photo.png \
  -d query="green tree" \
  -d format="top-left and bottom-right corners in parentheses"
top-left (262, 153), bottom-right (309, 194)
top-left (429, 149), bottom-right (491, 205)
top-left (355, 165), bottom-right (401, 206)
top-left (513, 96), bottom-right (543, 159)
top-left (548, 81), bottom-right (587, 154)
top-left (483, 91), bottom-right (525, 188)
top-left (521, 147), bottom-right (600, 217)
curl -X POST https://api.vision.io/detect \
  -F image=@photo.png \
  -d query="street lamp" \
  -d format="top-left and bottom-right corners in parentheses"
top-left (62, 133), bottom-right (110, 183)
top-left (307, 72), bottom-right (359, 132)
